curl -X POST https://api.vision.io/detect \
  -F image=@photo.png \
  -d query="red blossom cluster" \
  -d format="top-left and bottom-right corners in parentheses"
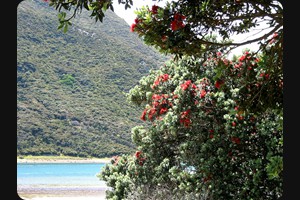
top-left (130, 18), bottom-right (142, 32)
top-left (198, 78), bottom-right (210, 98)
top-left (209, 51), bottom-right (281, 105)
top-left (259, 72), bottom-right (270, 80)
top-left (180, 79), bottom-right (209, 101)
top-left (215, 80), bottom-right (224, 89)
top-left (200, 89), bottom-right (207, 98)
top-left (135, 151), bottom-right (146, 166)
top-left (180, 80), bottom-right (195, 91)
top-left (130, 5), bottom-right (161, 33)
top-left (269, 32), bottom-right (279, 44)
top-left (232, 121), bottom-right (237, 127)
top-left (179, 109), bottom-right (191, 127)
top-left (152, 73), bottom-right (170, 89)
top-left (209, 129), bottom-right (214, 139)
top-left (170, 13), bottom-right (186, 31)
top-left (140, 93), bottom-right (173, 121)
top-left (231, 136), bottom-right (241, 144)
top-left (150, 5), bottom-right (160, 14)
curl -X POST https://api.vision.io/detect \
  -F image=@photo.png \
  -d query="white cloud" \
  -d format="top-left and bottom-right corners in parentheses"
top-left (113, 0), bottom-right (167, 25)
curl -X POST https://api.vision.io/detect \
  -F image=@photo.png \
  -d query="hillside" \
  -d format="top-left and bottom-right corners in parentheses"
top-left (17, 0), bottom-right (169, 158)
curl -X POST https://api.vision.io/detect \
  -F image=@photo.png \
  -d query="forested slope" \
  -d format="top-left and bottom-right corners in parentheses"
top-left (17, 0), bottom-right (168, 157)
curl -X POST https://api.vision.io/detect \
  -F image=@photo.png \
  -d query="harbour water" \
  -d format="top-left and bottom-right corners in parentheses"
top-left (17, 162), bottom-right (108, 199)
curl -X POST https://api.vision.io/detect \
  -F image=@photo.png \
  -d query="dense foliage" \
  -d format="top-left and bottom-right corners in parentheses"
top-left (30, 0), bottom-right (283, 199)
top-left (17, 0), bottom-right (168, 157)
top-left (99, 48), bottom-right (283, 199)
top-left (98, 0), bottom-right (283, 199)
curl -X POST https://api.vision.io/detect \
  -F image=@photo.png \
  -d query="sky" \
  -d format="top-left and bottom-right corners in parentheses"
top-left (113, 0), bottom-right (166, 25)
top-left (112, 0), bottom-right (270, 57)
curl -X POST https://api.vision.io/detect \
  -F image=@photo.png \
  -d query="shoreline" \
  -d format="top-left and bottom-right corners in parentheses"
top-left (18, 185), bottom-right (109, 200)
top-left (18, 187), bottom-right (108, 200)
top-left (17, 157), bottom-right (111, 164)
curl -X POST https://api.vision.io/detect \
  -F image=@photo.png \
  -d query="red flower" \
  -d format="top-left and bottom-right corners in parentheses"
top-left (159, 107), bottom-right (168, 115)
top-left (140, 109), bottom-right (147, 121)
top-left (174, 13), bottom-right (186, 21)
top-left (239, 55), bottom-right (246, 62)
top-left (180, 80), bottom-right (192, 90)
top-left (171, 20), bottom-right (185, 31)
top-left (265, 74), bottom-right (270, 79)
top-left (232, 121), bottom-right (236, 127)
top-left (231, 137), bottom-right (241, 144)
top-left (260, 73), bottom-right (265, 77)
top-left (152, 94), bottom-right (162, 101)
top-left (152, 74), bottom-right (169, 88)
top-left (215, 80), bottom-right (224, 89)
top-left (161, 74), bottom-right (169, 82)
top-left (162, 35), bottom-right (168, 42)
top-left (234, 62), bottom-right (242, 69)
top-left (130, 23), bottom-right (136, 32)
top-left (237, 115), bottom-right (244, 120)
top-left (151, 5), bottom-right (159, 14)
top-left (135, 151), bottom-right (142, 158)
top-left (181, 109), bottom-right (191, 116)
top-left (180, 83), bottom-right (188, 90)
top-left (180, 110), bottom-right (191, 127)
top-left (148, 108), bottom-right (156, 120)
top-left (200, 90), bottom-right (206, 98)
top-left (170, 13), bottom-right (186, 31)
top-left (172, 94), bottom-right (179, 99)
top-left (180, 118), bottom-right (191, 127)
top-left (250, 116), bottom-right (256, 122)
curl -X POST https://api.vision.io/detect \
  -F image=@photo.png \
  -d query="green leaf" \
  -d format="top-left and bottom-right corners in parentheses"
top-left (63, 23), bottom-right (68, 33)
top-left (57, 23), bottom-right (64, 30)
top-left (102, 2), bottom-right (108, 11)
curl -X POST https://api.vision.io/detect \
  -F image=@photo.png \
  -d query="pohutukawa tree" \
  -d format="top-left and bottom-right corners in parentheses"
top-left (44, 0), bottom-right (283, 199)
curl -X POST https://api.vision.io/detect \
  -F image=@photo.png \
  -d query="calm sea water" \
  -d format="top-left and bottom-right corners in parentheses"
top-left (17, 163), bottom-right (108, 188)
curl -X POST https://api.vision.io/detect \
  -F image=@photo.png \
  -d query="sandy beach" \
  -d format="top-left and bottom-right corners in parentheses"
top-left (17, 157), bottom-right (111, 200)
top-left (17, 186), bottom-right (108, 200)
top-left (29, 197), bottom-right (105, 200)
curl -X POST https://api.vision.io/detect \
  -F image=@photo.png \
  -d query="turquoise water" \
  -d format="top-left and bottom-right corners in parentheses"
top-left (17, 163), bottom-right (108, 188)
